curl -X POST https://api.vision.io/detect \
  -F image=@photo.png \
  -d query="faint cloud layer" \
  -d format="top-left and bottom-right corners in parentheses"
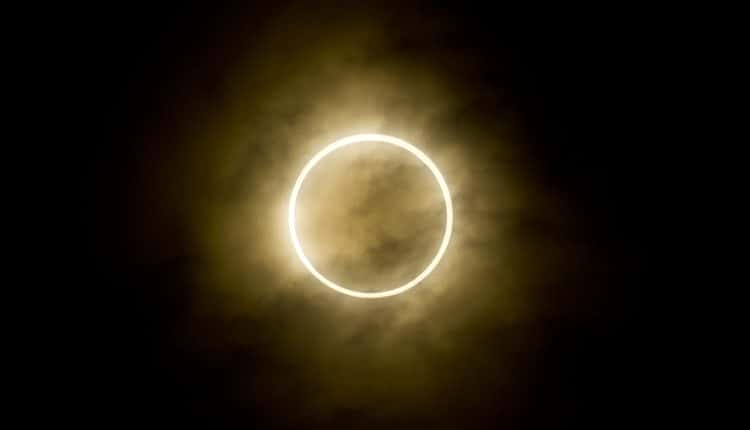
top-left (120, 3), bottom-right (592, 426)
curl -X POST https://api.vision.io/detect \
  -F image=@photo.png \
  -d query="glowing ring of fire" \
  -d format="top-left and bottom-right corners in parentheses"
top-left (289, 133), bottom-right (453, 298)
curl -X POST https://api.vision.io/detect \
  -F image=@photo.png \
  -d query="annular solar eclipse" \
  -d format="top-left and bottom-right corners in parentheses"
top-left (289, 133), bottom-right (453, 298)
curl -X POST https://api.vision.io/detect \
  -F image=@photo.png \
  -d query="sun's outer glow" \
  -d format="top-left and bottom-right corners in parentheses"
top-left (289, 133), bottom-right (453, 299)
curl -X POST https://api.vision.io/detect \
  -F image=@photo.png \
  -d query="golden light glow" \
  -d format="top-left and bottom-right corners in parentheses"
top-left (289, 133), bottom-right (453, 298)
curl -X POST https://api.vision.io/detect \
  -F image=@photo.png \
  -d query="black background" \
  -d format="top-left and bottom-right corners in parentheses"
top-left (70, 2), bottom-right (659, 428)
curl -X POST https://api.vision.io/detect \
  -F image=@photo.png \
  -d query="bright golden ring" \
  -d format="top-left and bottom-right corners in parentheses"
top-left (289, 133), bottom-right (453, 299)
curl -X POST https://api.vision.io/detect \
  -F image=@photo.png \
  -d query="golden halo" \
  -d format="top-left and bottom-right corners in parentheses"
top-left (289, 133), bottom-right (453, 298)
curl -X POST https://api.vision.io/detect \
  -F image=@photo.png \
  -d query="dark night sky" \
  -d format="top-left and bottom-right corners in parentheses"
top-left (73, 2), bottom-right (658, 428)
